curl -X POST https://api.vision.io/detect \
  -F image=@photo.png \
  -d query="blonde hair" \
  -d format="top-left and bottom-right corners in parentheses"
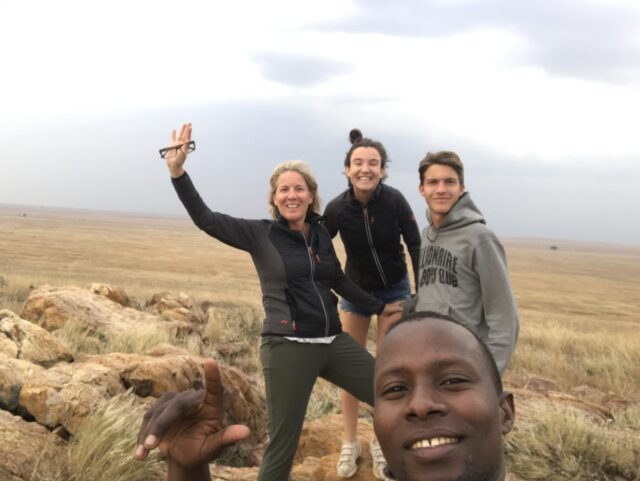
top-left (268, 160), bottom-right (321, 219)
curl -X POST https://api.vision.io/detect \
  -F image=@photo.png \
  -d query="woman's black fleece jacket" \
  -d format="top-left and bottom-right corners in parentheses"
top-left (172, 172), bottom-right (384, 338)
top-left (324, 184), bottom-right (421, 292)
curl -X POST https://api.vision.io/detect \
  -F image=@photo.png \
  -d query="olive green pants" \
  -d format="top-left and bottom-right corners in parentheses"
top-left (258, 333), bottom-right (375, 481)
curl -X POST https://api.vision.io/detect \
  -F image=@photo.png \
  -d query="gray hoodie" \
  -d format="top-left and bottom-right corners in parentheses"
top-left (414, 192), bottom-right (519, 373)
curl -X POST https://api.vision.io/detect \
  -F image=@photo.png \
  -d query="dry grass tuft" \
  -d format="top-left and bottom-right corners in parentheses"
top-left (106, 325), bottom-right (176, 355)
top-left (66, 390), bottom-right (164, 481)
top-left (54, 318), bottom-right (203, 357)
top-left (510, 316), bottom-right (640, 400)
top-left (203, 301), bottom-right (264, 373)
top-left (612, 404), bottom-right (640, 431)
top-left (305, 378), bottom-right (341, 421)
top-left (54, 318), bottom-right (106, 354)
top-left (204, 301), bottom-right (264, 341)
top-left (506, 403), bottom-right (640, 481)
top-left (0, 281), bottom-right (36, 315)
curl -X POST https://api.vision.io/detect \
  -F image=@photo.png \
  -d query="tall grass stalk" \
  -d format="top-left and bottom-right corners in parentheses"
top-left (66, 391), bottom-right (164, 481)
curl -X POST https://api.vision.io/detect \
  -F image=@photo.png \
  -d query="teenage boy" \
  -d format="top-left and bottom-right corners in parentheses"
top-left (135, 312), bottom-right (516, 481)
top-left (414, 151), bottom-right (519, 373)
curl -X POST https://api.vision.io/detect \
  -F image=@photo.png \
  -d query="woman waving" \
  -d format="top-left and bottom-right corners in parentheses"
top-left (160, 124), bottom-right (401, 481)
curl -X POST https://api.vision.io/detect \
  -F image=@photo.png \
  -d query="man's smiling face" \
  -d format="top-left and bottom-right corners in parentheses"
top-left (373, 317), bottom-right (514, 481)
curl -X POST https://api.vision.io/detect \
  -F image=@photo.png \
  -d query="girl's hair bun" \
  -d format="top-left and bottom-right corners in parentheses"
top-left (349, 128), bottom-right (363, 145)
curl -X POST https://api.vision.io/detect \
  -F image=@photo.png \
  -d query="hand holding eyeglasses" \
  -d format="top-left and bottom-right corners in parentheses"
top-left (160, 123), bottom-right (195, 178)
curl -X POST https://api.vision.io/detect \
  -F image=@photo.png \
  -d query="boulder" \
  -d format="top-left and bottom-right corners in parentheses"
top-left (81, 352), bottom-right (204, 397)
top-left (19, 360), bottom-right (125, 434)
top-left (76, 351), bottom-right (267, 463)
top-left (0, 410), bottom-right (68, 481)
top-left (0, 309), bottom-right (73, 366)
top-left (145, 343), bottom-right (193, 357)
top-left (0, 331), bottom-right (18, 358)
top-left (0, 354), bottom-right (45, 413)
top-left (146, 291), bottom-right (207, 325)
top-left (88, 282), bottom-right (132, 307)
top-left (20, 285), bottom-right (197, 338)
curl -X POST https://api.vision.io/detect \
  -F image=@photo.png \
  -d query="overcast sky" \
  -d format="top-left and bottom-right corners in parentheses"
top-left (1, 0), bottom-right (639, 245)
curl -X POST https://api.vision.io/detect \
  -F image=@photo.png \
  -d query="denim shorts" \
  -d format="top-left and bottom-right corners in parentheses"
top-left (339, 273), bottom-right (411, 316)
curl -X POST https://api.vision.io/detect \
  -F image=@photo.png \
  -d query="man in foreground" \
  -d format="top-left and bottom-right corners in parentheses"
top-left (135, 312), bottom-right (516, 481)
top-left (415, 151), bottom-right (519, 373)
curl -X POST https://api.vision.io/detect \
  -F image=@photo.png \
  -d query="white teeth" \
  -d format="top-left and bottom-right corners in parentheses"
top-left (410, 437), bottom-right (458, 450)
top-left (286, 204), bottom-right (300, 208)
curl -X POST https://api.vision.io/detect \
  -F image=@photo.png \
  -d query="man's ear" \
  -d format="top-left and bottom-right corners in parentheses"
top-left (498, 391), bottom-right (515, 435)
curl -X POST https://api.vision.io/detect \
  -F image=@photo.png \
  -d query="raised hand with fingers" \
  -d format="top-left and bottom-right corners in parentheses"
top-left (135, 359), bottom-right (250, 481)
top-left (161, 123), bottom-right (193, 178)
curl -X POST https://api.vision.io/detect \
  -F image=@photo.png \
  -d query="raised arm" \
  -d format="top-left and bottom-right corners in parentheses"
top-left (163, 123), bottom-right (193, 179)
top-left (135, 359), bottom-right (250, 481)
top-left (161, 124), bottom-right (267, 251)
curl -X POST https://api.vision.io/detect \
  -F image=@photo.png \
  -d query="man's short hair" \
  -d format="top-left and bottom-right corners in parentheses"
top-left (387, 311), bottom-right (503, 393)
top-left (418, 151), bottom-right (465, 186)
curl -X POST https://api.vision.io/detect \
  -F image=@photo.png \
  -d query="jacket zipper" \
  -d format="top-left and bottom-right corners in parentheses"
top-left (363, 207), bottom-right (388, 288)
top-left (301, 232), bottom-right (330, 336)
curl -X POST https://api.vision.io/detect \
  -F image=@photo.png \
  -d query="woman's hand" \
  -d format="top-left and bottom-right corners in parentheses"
top-left (135, 359), bottom-right (250, 481)
top-left (381, 301), bottom-right (403, 319)
top-left (377, 301), bottom-right (404, 350)
top-left (165, 123), bottom-right (193, 178)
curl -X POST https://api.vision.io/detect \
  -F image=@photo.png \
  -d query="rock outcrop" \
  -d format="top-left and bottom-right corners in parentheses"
top-left (19, 360), bottom-right (125, 434)
top-left (0, 354), bottom-right (45, 414)
top-left (0, 410), bottom-right (68, 481)
top-left (146, 291), bottom-right (207, 325)
top-left (21, 285), bottom-right (198, 338)
top-left (88, 282), bottom-right (135, 308)
top-left (81, 352), bottom-right (204, 397)
top-left (0, 309), bottom-right (73, 366)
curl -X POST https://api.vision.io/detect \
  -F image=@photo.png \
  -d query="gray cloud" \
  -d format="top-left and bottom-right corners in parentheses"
top-left (250, 52), bottom-right (352, 87)
top-left (2, 99), bottom-right (639, 244)
top-left (313, 0), bottom-right (640, 83)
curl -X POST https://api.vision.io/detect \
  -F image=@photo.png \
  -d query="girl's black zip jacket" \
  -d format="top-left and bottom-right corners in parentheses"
top-left (323, 183), bottom-right (421, 292)
top-left (172, 172), bottom-right (384, 338)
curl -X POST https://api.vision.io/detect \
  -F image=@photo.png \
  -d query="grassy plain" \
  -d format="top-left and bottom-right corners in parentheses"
top-left (1, 204), bottom-right (638, 399)
top-left (1, 204), bottom-right (639, 480)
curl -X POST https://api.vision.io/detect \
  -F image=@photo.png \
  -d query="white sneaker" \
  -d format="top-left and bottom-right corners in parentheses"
top-left (337, 441), bottom-right (361, 478)
top-left (370, 438), bottom-right (392, 480)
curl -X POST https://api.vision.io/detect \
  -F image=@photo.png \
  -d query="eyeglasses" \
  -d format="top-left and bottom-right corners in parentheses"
top-left (159, 140), bottom-right (196, 159)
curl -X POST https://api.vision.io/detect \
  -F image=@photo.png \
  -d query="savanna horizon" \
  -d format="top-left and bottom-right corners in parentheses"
top-left (2, 202), bottom-right (638, 397)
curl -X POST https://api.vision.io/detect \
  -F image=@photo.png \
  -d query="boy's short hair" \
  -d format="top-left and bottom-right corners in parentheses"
top-left (418, 151), bottom-right (465, 186)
